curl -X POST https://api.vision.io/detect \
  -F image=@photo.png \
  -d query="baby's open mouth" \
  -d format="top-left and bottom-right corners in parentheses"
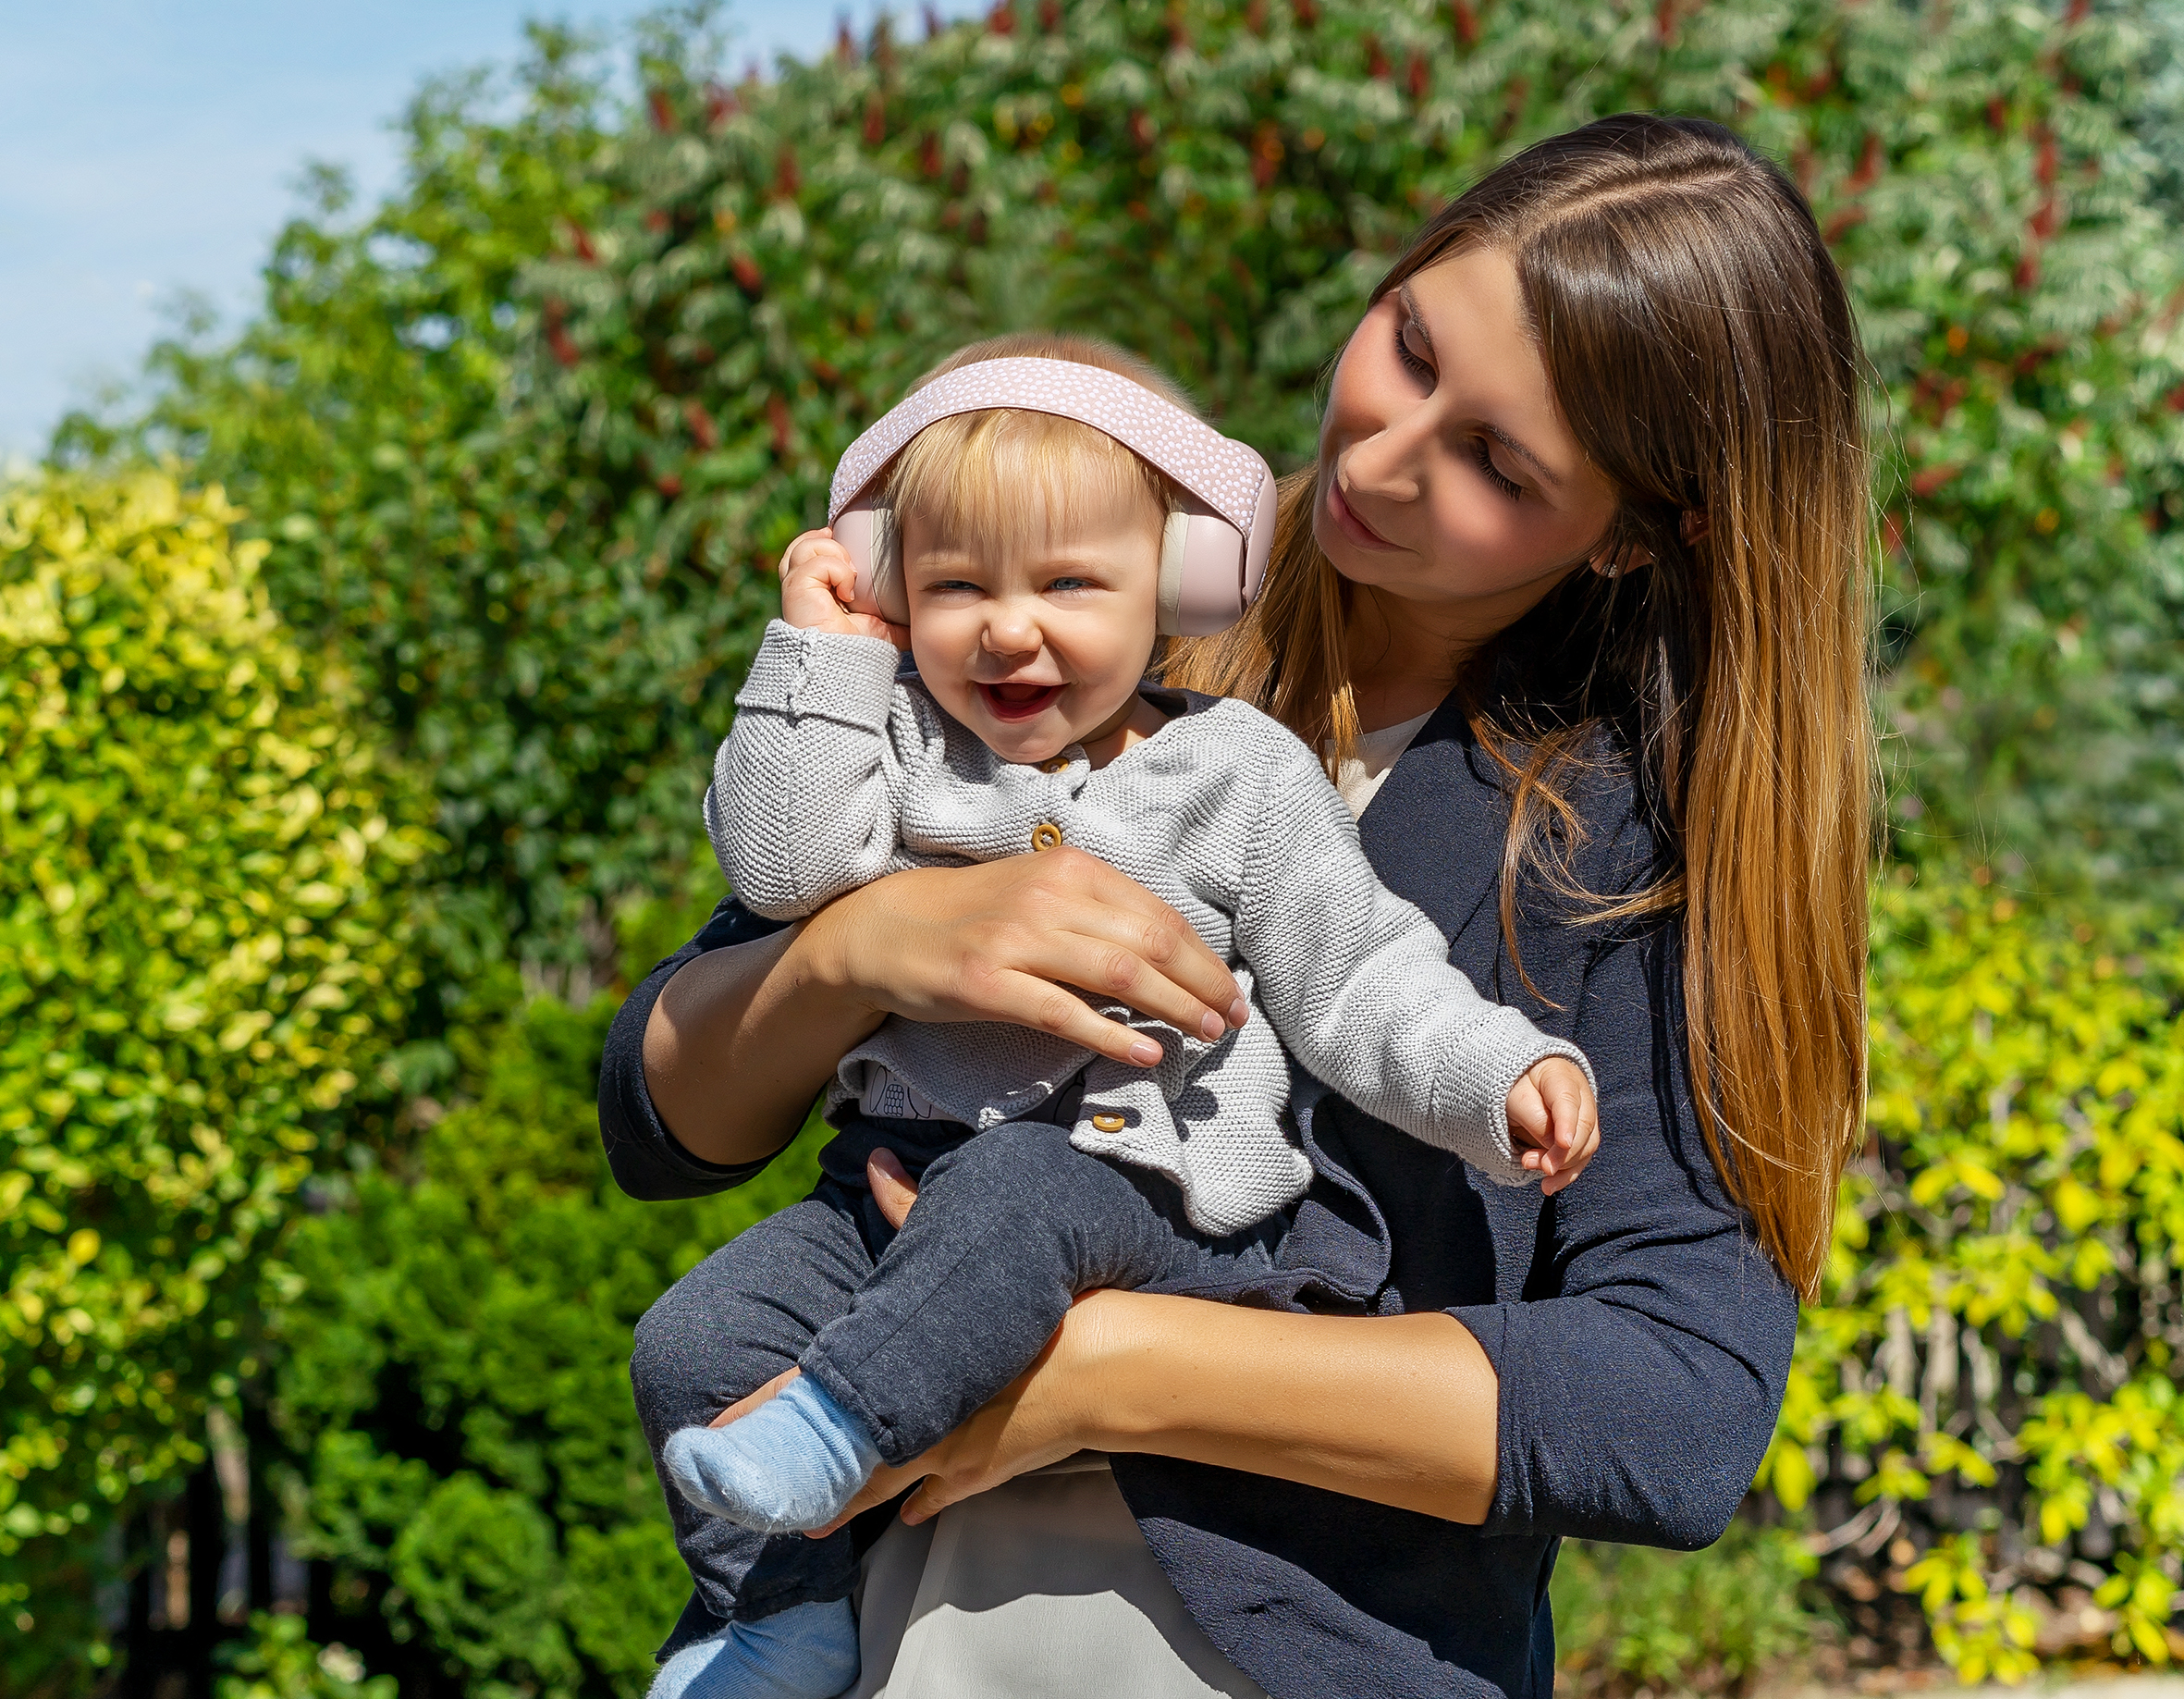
top-left (976, 681), bottom-right (1064, 721)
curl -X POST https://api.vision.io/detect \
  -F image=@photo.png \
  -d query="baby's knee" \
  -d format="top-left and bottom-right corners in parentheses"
top-left (630, 1287), bottom-right (690, 1415)
top-left (631, 1260), bottom-right (742, 1421)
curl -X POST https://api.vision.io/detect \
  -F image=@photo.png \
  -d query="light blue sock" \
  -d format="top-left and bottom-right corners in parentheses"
top-left (663, 1375), bottom-right (881, 1534)
top-left (646, 1598), bottom-right (860, 1699)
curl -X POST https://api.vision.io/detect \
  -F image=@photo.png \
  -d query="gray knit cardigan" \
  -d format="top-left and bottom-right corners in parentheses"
top-left (705, 621), bottom-right (1591, 1235)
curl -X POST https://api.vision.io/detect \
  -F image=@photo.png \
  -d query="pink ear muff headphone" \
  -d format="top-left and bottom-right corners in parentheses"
top-left (827, 356), bottom-right (1278, 637)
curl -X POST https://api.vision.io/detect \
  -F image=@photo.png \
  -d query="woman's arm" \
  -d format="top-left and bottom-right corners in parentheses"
top-left (801, 1287), bottom-right (1501, 1533)
top-left (742, 1152), bottom-right (1497, 1532)
top-left (643, 919), bottom-right (877, 1167)
top-left (630, 847), bottom-right (1256, 1172)
top-left (920, 1290), bottom-right (1503, 1524)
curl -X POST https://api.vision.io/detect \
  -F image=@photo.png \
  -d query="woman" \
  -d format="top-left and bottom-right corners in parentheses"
top-left (602, 114), bottom-right (1873, 1699)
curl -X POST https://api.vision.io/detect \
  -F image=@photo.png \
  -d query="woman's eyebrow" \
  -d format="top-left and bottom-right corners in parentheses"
top-left (1398, 282), bottom-right (1564, 489)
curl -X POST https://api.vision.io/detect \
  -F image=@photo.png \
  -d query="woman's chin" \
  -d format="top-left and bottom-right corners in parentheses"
top-left (1316, 523), bottom-right (1405, 595)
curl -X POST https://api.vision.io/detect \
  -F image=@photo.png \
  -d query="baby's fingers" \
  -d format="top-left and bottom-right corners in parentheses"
top-left (1539, 1071), bottom-right (1601, 1197)
top-left (779, 531), bottom-right (858, 599)
top-left (777, 528), bottom-right (842, 579)
top-left (1503, 1074), bottom-right (1549, 1152)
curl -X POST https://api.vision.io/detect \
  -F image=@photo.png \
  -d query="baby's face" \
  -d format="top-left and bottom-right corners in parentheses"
top-left (901, 500), bottom-right (1162, 766)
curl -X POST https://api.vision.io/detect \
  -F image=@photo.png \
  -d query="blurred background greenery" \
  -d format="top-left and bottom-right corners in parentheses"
top-left (5, 0), bottom-right (2182, 1693)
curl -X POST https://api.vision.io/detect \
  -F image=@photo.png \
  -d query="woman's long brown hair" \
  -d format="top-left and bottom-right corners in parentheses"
top-left (1169, 116), bottom-right (1873, 1300)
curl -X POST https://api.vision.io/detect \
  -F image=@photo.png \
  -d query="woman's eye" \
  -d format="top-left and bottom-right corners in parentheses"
top-left (1471, 437), bottom-right (1524, 501)
top-left (1395, 317), bottom-right (1434, 382)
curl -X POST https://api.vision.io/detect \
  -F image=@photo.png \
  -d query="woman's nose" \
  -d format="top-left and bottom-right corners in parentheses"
top-left (1341, 419), bottom-right (1426, 507)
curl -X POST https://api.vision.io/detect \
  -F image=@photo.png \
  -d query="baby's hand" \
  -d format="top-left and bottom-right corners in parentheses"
top-left (1505, 1057), bottom-right (1599, 1196)
top-left (777, 528), bottom-right (909, 646)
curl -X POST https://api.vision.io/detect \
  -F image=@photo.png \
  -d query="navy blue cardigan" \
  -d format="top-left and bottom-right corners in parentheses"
top-left (598, 691), bottom-right (1798, 1699)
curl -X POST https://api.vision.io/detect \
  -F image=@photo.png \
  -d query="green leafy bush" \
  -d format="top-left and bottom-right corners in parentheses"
top-left (217, 1613), bottom-right (396, 1699)
top-left (88, 0), bottom-right (2184, 978)
top-left (1761, 873), bottom-right (2184, 1681)
top-left (1552, 1521), bottom-right (1825, 1698)
top-left (80, 30), bottom-right (716, 986)
top-left (0, 470), bottom-right (431, 1683)
top-left (264, 985), bottom-right (817, 1699)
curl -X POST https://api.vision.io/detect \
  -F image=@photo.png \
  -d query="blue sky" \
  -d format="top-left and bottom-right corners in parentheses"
top-left (0, 2), bottom-right (967, 460)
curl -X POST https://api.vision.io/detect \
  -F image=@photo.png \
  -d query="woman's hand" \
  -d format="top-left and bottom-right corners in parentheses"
top-left (645, 851), bottom-right (1246, 1165)
top-left (804, 849), bottom-right (1251, 1070)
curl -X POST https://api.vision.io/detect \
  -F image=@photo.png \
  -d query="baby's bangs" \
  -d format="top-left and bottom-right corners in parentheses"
top-left (886, 409), bottom-right (1171, 560)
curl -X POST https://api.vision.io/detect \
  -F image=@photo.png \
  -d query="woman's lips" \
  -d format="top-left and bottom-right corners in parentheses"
top-left (976, 681), bottom-right (1065, 721)
top-left (1326, 480), bottom-right (1402, 551)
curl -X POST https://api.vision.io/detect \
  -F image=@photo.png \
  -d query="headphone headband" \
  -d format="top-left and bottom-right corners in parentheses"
top-left (826, 356), bottom-right (1271, 536)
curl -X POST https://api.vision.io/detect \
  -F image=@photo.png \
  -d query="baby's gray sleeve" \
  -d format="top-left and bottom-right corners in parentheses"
top-left (704, 620), bottom-right (923, 919)
top-left (1234, 734), bottom-right (1595, 1185)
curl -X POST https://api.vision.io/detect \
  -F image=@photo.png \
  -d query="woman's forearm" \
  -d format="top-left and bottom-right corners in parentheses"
top-left (1074, 1292), bottom-right (1501, 1524)
top-left (643, 918), bottom-right (884, 1166)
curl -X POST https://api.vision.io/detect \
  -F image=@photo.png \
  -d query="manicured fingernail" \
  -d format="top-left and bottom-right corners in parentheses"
top-left (1130, 1039), bottom-right (1162, 1065)
top-left (1227, 997), bottom-right (1249, 1028)
top-left (1200, 1012), bottom-right (1226, 1040)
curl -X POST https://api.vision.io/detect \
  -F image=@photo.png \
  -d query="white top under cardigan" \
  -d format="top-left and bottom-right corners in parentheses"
top-left (706, 622), bottom-right (1589, 1236)
top-left (1332, 708), bottom-right (1435, 817)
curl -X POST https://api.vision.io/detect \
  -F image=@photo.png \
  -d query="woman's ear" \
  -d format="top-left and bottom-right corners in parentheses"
top-left (1591, 507), bottom-right (1708, 578)
top-left (1589, 536), bottom-right (1655, 579)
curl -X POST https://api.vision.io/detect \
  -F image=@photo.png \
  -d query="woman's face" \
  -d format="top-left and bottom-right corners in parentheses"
top-left (1316, 246), bottom-right (1623, 638)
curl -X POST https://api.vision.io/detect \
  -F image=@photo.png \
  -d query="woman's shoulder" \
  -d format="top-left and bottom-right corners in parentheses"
top-left (1365, 698), bottom-right (1674, 940)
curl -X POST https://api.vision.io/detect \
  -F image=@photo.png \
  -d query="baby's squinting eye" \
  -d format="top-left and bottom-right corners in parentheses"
top-left (1044, 576), bottom-right (1099, 594)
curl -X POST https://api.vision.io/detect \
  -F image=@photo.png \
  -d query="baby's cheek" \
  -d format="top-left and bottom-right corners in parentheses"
top-left (908, 623), bottom-right (973, 713)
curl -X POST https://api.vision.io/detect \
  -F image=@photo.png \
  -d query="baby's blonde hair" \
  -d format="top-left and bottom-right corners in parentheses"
top-left (885, 333), bottom-right (1188, 560)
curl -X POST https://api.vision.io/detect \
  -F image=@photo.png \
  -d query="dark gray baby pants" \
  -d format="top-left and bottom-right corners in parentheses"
top-left (629, 1111), bottom-right (1293, 1652)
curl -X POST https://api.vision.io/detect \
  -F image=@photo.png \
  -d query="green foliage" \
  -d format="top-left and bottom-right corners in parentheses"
top-left (26, 0), bottom-right (2184, 1691)
top-left (264, 986), bottom-right (817, 1699)
top-left (1552, 1521), bottom-right (1825, 1698)
top-left (82, 0), bottom-right (2184, 979)
top-left (217, 1614), bottom-right (397, 1699)
top-left (1761, 873), bottom-right (2184, 1681)
top-left (1834, 0), bottom-right (2184, 884)
top-left (0, 470), bottom-right (431, 1683)
top-left (74, 28), bottom-right (634, 980)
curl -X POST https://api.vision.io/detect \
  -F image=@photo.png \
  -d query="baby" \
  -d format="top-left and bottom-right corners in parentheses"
top-left (650, 334), bottom-right (1599, 1699)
